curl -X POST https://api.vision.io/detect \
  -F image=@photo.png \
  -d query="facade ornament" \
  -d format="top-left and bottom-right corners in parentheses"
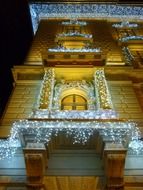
top-left (94, 69), bottom-right (113, 109)
top-left (53, 80), bottom-right (96, 110)
top-left (29, 3), bottom-right (143, 33)
top-left (38, 68), bottom-right (55, 110)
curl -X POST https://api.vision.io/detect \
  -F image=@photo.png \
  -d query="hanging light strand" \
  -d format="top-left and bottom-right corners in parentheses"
top-left (38, 68), bottom-right (55, 110)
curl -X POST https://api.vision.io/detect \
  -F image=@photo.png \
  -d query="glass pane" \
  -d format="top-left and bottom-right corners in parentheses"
top-left (76, 106), bottom-right (86, 110)
top-left (62, 95), bottom-right (73, 103)
top-left (63, 105), bottom-right (73, 110)
top-left (61, 94), bottom-right (87, 110)
top-left (75, 95), bottom-right (86, 103)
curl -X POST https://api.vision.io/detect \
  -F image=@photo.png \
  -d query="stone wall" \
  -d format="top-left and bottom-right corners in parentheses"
top-left (109, 81), bottom-right (143, 121)
top-left (0, 83), bottom-right (40, 129)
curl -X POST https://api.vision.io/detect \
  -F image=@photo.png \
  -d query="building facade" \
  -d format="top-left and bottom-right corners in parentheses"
top-left (0, 1), bottom-right (143, 190)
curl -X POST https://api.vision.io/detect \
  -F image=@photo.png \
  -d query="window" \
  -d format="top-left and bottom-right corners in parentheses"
top-left (61, 94), bottom-right (87, 110)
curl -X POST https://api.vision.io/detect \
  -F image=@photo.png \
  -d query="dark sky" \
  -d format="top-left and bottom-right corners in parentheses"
top-left (0, 0), bottom-right (33, 116)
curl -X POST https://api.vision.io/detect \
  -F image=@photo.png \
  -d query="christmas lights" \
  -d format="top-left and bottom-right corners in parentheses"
top-left (112, 21), bottom-right (138, 28)
top-left (56, 31), bottom-right (92, 39)
top-left (38, 69), bottom-right (113, 111)
top-left (38, 68), bottom-right (55, 109)
top-left (94, 69), bottom-right (113, 109)
top-left (29, 3), bottom-right (143, 33)
top-left (0, 118), bottom-right (140, 160)
top-left (119, 35), bottom-right (143, 42)
top-left (48, 47), bottom-right (101, 53)
top-left (30, 110), bottom-right (118, 119)
top-left (12, 119), bottom-right (137, 146)
top-left (62, 20), bottom-right (87, 26)
top-left (52, 80), bottom-right (96, 110)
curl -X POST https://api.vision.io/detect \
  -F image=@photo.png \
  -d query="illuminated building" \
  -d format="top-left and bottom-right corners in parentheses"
top-left (0, 1), bottom-right (143, 189)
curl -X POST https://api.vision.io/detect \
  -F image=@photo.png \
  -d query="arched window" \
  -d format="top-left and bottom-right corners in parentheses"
top-left (61, 94), bottom-right (87, 110)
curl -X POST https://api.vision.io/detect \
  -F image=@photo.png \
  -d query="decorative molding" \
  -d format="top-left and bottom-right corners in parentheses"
top-left (29, 3), bottom-right (143, 33)
top-left (94, 69), bottom-right (113, 109)
top-left (38, 68), bottom-right (55, 109)
top-left (53, 80), bottom-right (96, 110)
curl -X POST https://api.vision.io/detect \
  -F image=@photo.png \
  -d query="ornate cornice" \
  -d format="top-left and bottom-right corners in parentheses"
top-left (29, 3), bottom-right (143, 33)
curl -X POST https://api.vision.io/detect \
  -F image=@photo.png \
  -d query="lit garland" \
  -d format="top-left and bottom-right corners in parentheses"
top-left (56, 31), bottom-right (92, 38)
top-left (29, 3), bottom-right (143, 33)
top-left (52, 80), bottom-right (96, 110)
top-left (48, 47), bottom-right (101, 53)
top-left (38, 68), bottom-right (55, 109)
top-left (30, 110), bottom-right (118, 119)
top-left (62, 20), bottom-right (87, 26)
top-left (0, 117), bottom-right (143, 160)
top-left (0, 117), bottom-right (142, 160)
top-left (119, 35), bottom-right (143, 42)
top-left (11, 119), bottom-right (138, 146)
top-left (129, 140), bottom-right (143, 154)
top-left (112, 21), bottom-right (138, 28)
top-left (94, 69), bottom-right (113, 109)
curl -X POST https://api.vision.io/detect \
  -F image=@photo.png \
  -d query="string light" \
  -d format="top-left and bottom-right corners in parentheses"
top-left (56, 31), bottom-right (92, 39)
top-left (12, 119), bottom-right (138, 146)
top-left (62, 20), bottom-right (87, 26)
top-left (52, 80), bottom-right (96, 110)
top-left (112, 21), bottom-right (138, 28)
top-left (48, 47), bottom-right (101, 53)
top-left (119, 35), bottom-right (143, 42)
top-left (0, 116), bottom-right (142, 160)
top-left (94, 69), bottom-right (113, 109)
top-left (38, 68), bottom-right (55, 109)
top-left (0, 5), bottom-right (143, 159)
top-left (29, 3), bottom-right (143, 33)
top-left (30, 110), bottom-right (118, 119)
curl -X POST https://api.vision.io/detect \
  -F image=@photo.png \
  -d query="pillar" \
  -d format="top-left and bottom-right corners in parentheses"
top-left (103, 142), bottom-right (127, 190)
top-left (23, 143), bottom-right (48, 189)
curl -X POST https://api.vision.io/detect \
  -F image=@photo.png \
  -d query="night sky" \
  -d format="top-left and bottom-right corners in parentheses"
top-left (0, 0), bottom-right (33, 116)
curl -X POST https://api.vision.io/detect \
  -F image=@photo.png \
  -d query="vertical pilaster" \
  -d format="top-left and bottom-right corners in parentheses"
top-left (94, 69), bottom-right (113, 109)
top-left (38, 68), bottom-right (55, 110)
top-left (103, 142), bottom-right (127, 190)
top-left (23, 143), bottom-right (47, 190)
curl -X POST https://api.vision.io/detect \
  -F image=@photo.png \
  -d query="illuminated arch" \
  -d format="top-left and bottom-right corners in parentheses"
top-left (53, 80), bottom-right (96, 110)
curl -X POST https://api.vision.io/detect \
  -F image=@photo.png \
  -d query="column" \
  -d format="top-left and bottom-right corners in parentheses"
top-left (94, 69), bottom-right (113, 109)
top-left (38, 68), bottom-right (55, 109)
top-left (103, 142), bottom-right (127, 190)
top-left (23, 143), bottom-right (48, 190)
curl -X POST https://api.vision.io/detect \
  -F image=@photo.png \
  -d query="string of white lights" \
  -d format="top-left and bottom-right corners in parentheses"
top-left (30, 110), bottom-right (118, 119)
top-left (94, 69), bottom-right (113, 109)
top-left (119, 35), bottom-right (143, 42)
top-left (48, 47), bottom-right (101, 53)
top-left (29, 3), bottom-right (143, 33)
top-left (62, 20), bottom-right (87, 26)
top-left (56, 31), bottom-right (92, 38)
top-left (0, 115), bottom-right (142, 160)
top-left (38, 68), bottom-right (55, 109)
top-left (112, 21), bottom-right (138, 28)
